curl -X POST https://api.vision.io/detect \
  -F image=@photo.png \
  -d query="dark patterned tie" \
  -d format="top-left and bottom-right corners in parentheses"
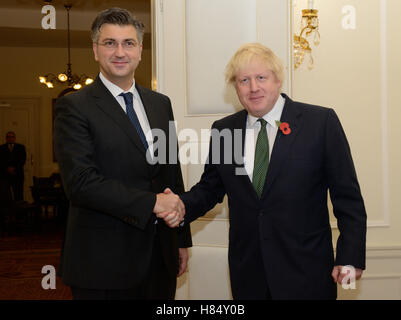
top-left (119, 92), bottom-right (149, 150)
top-left (252, 119), bottom-right (269, 198)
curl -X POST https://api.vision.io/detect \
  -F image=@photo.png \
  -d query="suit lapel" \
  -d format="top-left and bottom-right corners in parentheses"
top-left (229, 110), bottom-right (256, 193)
top-left (261, 94), bottom-right (303, 198)
top-left (136, 85), bottom-right (165, 134)
top-left (91, 77), bottom-right (147, 158)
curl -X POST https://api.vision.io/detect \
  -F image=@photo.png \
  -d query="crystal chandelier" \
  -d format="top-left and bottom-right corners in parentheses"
top-left (39, 4), bottom-right (93, 90)
top-left (293, 0), bottom-right (320, 69)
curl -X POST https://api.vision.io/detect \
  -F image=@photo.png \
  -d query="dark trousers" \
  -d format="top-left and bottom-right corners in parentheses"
top-left (231, 248), bottom-right (273, 300)
top-left (71, 233), bottom-right (177, 300)
top-left (8, 177), bottom-right (24, 201)
top-left (232, 281), bottom-right (272, 300)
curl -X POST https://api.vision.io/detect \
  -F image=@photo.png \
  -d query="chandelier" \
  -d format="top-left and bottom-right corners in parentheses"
top-left (293, 0), bottom-right (320, 69)
top-left (39, 4), bottom-right (93, 90)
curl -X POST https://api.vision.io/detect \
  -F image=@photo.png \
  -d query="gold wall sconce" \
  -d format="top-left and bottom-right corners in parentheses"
top-left (293, 1), bottom-right (320, 69)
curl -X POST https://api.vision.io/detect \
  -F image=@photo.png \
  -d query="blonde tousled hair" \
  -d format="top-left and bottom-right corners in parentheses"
top-left (225, 43), bottom-right (284, 85)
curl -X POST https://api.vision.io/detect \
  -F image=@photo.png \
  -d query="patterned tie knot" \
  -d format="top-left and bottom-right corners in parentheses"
top-left (119, 92), bottom-right (133, 105)
top-left (258, 118), bottom-right (267, 128)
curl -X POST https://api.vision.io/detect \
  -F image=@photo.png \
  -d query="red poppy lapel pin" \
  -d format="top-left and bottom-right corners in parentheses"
top-left (275, 121), bottom-right (291, 135)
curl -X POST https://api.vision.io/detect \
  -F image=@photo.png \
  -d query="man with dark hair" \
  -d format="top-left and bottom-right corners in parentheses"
top-left (0, 131), bottom-right (26, 201)
top-left (54, 7), bottom-right (191, 300)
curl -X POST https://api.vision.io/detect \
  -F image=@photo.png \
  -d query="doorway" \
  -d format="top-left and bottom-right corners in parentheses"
top-left (0, 97), bottom-right (40, 202)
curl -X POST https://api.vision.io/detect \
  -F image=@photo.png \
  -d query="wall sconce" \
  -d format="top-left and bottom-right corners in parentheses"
top-left (293, 0), bottom-right (320, 69)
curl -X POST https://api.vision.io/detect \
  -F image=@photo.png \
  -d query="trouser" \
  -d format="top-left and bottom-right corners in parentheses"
top-left (71, 233), bottom-right (177, 300)
top-left (8, 177), bottom-right (24, 201)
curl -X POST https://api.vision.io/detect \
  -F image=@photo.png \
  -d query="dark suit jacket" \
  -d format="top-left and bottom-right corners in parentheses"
top-left (0, 143), bottom-right (26, 180)
top-left (53, 76), bottom-right (192, 290)
top-left (181, 94), bottom-right (366, 299)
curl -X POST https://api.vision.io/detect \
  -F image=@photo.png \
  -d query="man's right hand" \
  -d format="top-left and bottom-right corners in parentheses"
top-left (153, 188), bottom-right (185, 228)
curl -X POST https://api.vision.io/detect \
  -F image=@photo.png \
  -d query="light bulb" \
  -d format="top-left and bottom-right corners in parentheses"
top-left (73, 83), bottom-right (82, 90)
top-left (39, 76), bottom-right (46, 83)
top-left (46, 82), bottom-right (54, 88)
top-left (58, 73), bottom-right (68, 82)
top-left (85, 78), bottom-right (94, 85)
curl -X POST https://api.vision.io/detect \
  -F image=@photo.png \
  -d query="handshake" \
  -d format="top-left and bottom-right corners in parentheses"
top-left (153, 188), bottom-right (185, 228)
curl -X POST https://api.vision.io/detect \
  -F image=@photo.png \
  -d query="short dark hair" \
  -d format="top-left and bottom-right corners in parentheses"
top-left (91, 7), bottom-right (145, 43)
top-left (6, 131), bottom-right (15, 138)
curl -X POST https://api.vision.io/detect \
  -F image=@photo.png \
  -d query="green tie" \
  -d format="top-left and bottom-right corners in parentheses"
top-left (252, 119), bottom-right (269, 198)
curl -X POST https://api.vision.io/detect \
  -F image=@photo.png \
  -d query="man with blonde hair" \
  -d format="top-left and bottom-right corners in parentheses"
top-left (225, 42), bottom-right (285, 85)
top-left (179, 43), bottom-right (367, 299)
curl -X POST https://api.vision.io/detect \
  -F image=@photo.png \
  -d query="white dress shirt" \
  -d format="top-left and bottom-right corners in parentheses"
top-left (244, 94), bottom-right (285, 182)
top-left (99, 72), bottom-right (154, 156)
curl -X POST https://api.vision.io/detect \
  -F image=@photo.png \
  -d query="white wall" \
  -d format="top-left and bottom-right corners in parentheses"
top-left (293, 0), bottom-right (401, 299)
top-left (159, 0), bottom-right (401, 300)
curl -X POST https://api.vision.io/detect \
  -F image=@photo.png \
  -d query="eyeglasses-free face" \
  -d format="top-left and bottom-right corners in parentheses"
top-left (234, 58), bottom-right (282, 118)
top-left (6, 133), bottom-right (16, 144)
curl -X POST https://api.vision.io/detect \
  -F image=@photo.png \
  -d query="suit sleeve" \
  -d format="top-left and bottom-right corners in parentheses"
top-left (324, 109), bottom-right (367, 269)
top-left (180, 122), bottom-right (227, 224)
top-left (53, 95), bottom-right (156, 230)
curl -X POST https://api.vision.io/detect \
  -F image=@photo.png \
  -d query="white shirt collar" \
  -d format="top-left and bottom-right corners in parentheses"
top-left (99, 72), bottom-right (136, 98)
top-left (247, 94), bottom-right (286, 128)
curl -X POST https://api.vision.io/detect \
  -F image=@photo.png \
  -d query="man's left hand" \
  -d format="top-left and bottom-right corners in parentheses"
top-left (331, 265), bottom-right (363, 285)
top-left (177, 248), bottom-right (189, 277)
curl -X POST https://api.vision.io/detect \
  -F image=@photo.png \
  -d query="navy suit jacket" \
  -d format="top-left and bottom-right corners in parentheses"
top-left (54, 77), bottom-right (192, 290)
top-left (0, 143), bottom-right (26, 179)
top-left (181, 94), bottom-right (366, 299)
